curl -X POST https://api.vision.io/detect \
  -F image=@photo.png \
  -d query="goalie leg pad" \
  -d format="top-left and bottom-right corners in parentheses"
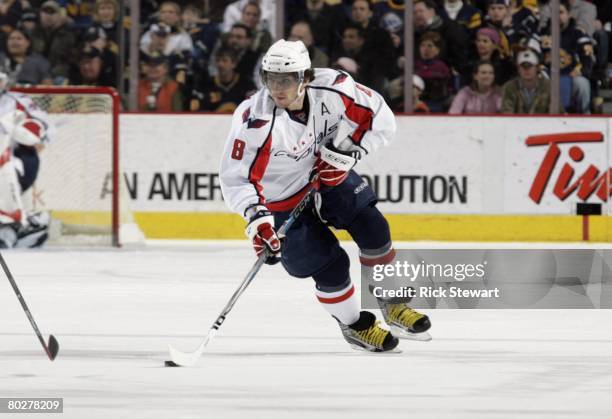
top-left (0, 155), bottom-right (25, 225)
top-left (13, 145), bottom-right (40, 192)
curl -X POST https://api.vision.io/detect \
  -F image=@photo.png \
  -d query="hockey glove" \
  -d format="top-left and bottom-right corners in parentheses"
top-left (245, 205), bottom-right (281, 264)
top-left (315, 143), bottom-right (359, 187)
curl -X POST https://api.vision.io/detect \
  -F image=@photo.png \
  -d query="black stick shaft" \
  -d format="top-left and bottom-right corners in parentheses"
top-left (0, 252), bottom-right (57, 360)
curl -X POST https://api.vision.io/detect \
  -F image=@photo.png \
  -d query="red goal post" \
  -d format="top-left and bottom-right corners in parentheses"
top-left (10, 86), bottom-right (123, 246)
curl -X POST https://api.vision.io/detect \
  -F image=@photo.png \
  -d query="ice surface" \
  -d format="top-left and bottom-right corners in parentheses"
top-left (1, 241), bottom-right (611, 419)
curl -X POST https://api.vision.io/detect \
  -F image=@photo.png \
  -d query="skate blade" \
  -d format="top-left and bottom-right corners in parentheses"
top-left (390, 326), bottom-right (432, 341)
top-left (349, 344), bottom-right (402, 354)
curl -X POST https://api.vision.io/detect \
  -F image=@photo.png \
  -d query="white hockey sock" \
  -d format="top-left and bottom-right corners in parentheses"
top-left (315, 281), bottom-right (360, 326)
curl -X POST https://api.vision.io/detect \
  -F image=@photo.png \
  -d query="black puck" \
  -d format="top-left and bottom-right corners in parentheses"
top-left (164, 360), bottom-right (180, 367)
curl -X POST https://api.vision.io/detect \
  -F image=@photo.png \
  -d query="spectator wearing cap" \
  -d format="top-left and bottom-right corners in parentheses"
top-left (68, 45), bottom-right (114, 86)
top-left (437, 0), bottom-right (483, 38)
top-left (80, 25), bottom-right (118, 87)
top-left (190, 47), bottom-right (256, 113)
top-left (412, 75), bottom-right (430, 113)
top-left (386, 74), bottom-right (430, 113)
top-left (138, 52), bottom-right (184, 112)
top-left (18, 9), bottom-right (38, 34)
top-left (0, 27), bottom-right (52, 86)
top-left (140, 1), bottom-right (194, 58)
top-left (467, 27), bottom-right (514, 86)
top-left (288, 21), bottom-right (329, 68)
top-left (450, 60), bottom-right (502, 114)
top-left (415, 31), bottom-right (452, 112)
top-left (30, 1), bottom-right (78, 82)
top-left (414, 0), bottom-right (471, 80)
top-left (347, 0), bottom-right (395, 94)
top-left (501, 49), bottom-right (553, 114)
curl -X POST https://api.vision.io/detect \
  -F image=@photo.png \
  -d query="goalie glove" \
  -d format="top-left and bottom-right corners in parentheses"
top-left (13, 116), bottom-right (46, 146)
top-left (315, 143), bottom-right (360, 187)
top-left (245, 205), bottom-right (281, 264)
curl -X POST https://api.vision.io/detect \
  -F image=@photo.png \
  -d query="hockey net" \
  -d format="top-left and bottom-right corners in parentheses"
top-left (11, 86), bottom-right (143, 247)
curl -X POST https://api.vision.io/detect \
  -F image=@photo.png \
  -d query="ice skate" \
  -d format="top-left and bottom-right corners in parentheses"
top-left (337, 311), bottom-right (399, 352)
top-left (377, 298), bottom-right (432, 341)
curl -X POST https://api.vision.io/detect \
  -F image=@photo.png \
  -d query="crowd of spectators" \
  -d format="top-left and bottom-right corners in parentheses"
top-left (0, 0), bottom-right (610, 114)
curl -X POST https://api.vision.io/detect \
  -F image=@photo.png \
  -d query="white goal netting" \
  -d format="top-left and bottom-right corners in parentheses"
top-left (14, 87), bottom-right (143, 246)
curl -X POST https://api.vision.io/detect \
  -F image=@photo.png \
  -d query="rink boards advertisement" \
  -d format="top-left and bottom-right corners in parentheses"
top-left (32, 114), bottom-right (612, 241)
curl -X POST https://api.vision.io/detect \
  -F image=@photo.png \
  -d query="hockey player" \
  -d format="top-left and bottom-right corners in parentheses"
top-left (219, 40), bottom-right (431, 352)
top-left (0, 72), bottom-right (52, 248)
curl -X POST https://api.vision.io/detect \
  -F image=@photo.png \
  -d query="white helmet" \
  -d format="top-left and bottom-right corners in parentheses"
top-left (261, 39), bottom-right (311, 74)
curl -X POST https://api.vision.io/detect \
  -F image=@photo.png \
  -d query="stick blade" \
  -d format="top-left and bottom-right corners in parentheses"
top-left (47, 335), bottom-right (59, 361)
top-left (168, 344), bottom-right (202, 367)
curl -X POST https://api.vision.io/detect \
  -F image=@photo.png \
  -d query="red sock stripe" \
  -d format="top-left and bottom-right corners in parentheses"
top-left (360, 248), bottom-right (396, 266)
top-left (317, 285), bottom-right (355, 304)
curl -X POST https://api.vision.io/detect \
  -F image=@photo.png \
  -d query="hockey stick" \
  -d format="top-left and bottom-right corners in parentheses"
top-left (0, 252), bottom-right (59, 361)
top-left (168, 182), bottom-right (318, 367)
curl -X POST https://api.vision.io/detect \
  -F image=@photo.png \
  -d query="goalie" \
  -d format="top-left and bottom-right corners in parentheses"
top-left (0, 73), bottom-right (53, 248)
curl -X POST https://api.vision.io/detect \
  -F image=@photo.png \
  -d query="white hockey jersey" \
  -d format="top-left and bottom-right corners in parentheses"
top-left (219, 68), bottom-right (396, 218)
top-left (0, 92), bottom-right (55, 145)
top-left (0, 92), bottom-right (54, 225)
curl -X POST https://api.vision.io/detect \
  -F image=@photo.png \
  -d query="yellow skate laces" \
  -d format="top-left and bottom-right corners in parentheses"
top-left (354, 321), bottom-right (389, 348)
top-left (388, 304), bottom-right (425, 328)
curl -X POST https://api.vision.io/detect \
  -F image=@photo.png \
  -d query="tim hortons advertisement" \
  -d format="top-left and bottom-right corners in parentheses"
top-left (503, 117), bottom-right (610, 214)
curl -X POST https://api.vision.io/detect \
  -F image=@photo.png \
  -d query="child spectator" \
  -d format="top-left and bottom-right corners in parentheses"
top-left (450, 60), bottom-right (502, 114)
top-left (91, 0), bottom-right (120, 49)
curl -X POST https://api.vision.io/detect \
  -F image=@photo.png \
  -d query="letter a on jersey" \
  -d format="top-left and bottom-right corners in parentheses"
top-left (321, 103), bottom-right (330, 116)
